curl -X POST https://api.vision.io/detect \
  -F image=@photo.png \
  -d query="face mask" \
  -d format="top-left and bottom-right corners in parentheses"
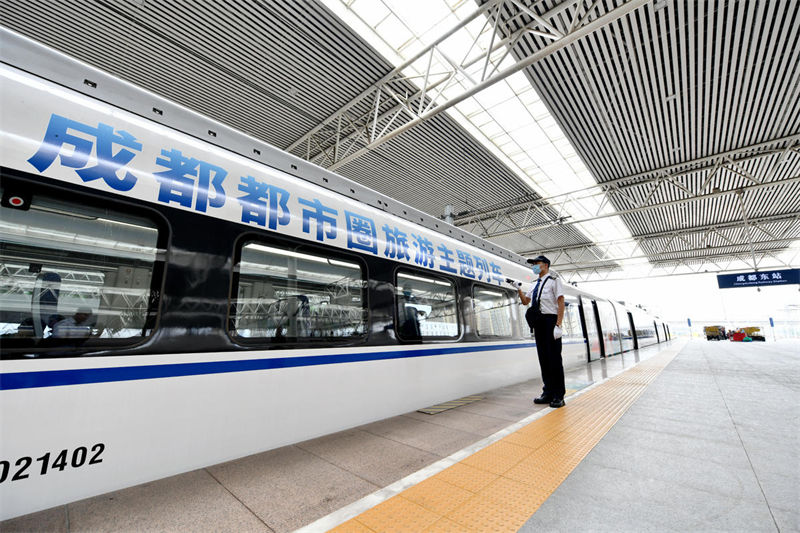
top-left (531, 264), bottom-right (541, 275)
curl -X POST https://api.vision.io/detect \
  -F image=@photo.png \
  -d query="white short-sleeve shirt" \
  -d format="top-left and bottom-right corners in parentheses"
top-left (525, 273), bottom-right (564, 315)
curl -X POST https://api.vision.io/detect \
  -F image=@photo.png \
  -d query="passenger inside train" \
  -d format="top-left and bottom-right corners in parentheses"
top-left (52, 307), bottom-right (94, 338)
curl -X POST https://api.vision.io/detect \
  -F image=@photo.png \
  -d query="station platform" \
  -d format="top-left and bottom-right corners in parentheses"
top-left (3, 339), bottom-right (797, 532)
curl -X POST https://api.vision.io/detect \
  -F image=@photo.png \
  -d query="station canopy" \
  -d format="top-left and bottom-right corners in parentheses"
top-left (1, 0), bottom-right (798, 282)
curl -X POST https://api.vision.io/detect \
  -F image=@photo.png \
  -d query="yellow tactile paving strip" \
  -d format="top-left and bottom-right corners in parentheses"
top-left (331, 345), bottom-right (683, 533)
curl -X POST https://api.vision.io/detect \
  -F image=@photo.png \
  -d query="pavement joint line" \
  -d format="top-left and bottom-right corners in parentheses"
top-left (204, 467), bottom-right (277, 532)
top-left (700, 343), bottom-right (782, 532)
top-left (294, 339), bottom-right (686, 533)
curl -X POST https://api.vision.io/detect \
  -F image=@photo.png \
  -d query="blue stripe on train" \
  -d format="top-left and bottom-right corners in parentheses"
top-left (1, 342), bottom-right (550, 390)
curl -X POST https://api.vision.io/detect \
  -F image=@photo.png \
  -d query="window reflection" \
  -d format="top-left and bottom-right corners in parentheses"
top-left (231, 243), bottom-right (367, 342)
top-left (396, 271), bottom-right (458, 340)
top-left (473, 287), bottom-right (513, 338)
top-left (0, 192), bottom-right (161, 347)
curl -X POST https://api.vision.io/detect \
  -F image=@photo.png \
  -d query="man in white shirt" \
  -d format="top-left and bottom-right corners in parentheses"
top-left (513, 255), bottom-right (566, 408)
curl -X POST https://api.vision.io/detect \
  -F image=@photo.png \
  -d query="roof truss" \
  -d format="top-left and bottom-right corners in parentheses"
top-left (287, 0), bottom-right (648, 170)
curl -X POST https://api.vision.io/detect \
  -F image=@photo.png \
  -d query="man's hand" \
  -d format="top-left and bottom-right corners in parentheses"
top-left (506, 278), bottom-right (522, 289)
top-left (553, 325), bottom-right (563, 339)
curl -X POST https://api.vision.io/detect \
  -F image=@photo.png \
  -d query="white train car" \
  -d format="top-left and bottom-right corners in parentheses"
top-left (0, 28), bottom-right (667, 519)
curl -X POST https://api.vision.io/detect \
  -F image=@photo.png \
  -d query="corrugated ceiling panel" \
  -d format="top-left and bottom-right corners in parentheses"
top-left (486, 0), bottom-right (800, 267)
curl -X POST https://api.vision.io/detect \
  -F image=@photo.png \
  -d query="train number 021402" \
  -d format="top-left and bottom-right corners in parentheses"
top-left (1, 444), bottom-right (105, 483)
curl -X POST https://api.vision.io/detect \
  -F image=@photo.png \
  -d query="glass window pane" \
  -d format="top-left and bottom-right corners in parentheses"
top-left (473, 287), bottom-right (513, 338)
top-left (231, 242), bottom-right (367, 342)
top-left (396, 271), bottom-right (458, 340)
top-left (0, 191), bottom-right (161, 348)
top-left (596, 300), bottom-right (621, 356)
top-left (582, 298), bottom-right (602, 360)
top-left (562, 295), bottom-right (583, 341)
top-left (633, 310), bottom-right (657, 347)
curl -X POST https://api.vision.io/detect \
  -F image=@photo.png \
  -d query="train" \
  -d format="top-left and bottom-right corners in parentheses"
top-left (0, 28), bottom-right (669, 520)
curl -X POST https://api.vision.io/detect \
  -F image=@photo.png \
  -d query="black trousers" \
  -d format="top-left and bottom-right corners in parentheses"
top-left (532, 313), bottom-right (565, 399)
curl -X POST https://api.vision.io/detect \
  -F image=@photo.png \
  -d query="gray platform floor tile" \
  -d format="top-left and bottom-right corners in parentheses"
top-left (1, 506), bottom-right (68, 533)
top-left (618, 411), bottom-right (743, 443)
top-left (757, 471), bottom-right (800, 513)
top-left (402, 405), bottom-right (523, 436)
top-left (70, 469), bottom-right (270, 533)
top-left (521, 465), bottom-right (777, 533)
top-left (456, 397), bottom-right (542, 421)
top-left (358, 414), bottom-right (483, 457)
top-left (207, 445), bottom-right (378, 533)
top-left (772, 507), bottom-right (800, 533)
top-left (624, 401), bottom-right (738, 427)
top-left (482, 383), bottom-right (544, 403)
top-left (580, 442), bottom-right (767, 502)
top-left (597, 424), bottom-right (753, 467)
top-left (294, 428), bottom-right (441, 488)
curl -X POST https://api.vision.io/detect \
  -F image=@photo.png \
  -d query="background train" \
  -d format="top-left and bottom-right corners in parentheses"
top-left (0, 28), bottom-right (668, 519)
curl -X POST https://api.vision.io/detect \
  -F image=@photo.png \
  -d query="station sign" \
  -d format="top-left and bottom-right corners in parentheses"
top-left (717, 268), bottom-right (800, 289)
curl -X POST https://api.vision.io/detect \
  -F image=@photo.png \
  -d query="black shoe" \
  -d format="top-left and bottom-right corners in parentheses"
top-left (533, 395), bottom-right (553, 404)
top-left (549, 398), bottom-right (565, 408)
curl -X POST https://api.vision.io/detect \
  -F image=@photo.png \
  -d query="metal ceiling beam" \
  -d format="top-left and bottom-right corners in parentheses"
top-left (477, 173), bottom-right (800, 239)
top-left (518, 213), bottom-right (800, 257)
top-left (560, 249), bottom-right (798, 283)
top-left (455, 134), bottom-right (800, 227)
top-left (551, 236), bottom-right (799, 270)
top-left (287, 0), bottom-right (648, 170)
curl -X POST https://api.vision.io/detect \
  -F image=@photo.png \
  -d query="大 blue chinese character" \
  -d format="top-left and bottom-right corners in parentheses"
top-left (411, 234), bottom-right (435, 268)
top-left (759, 273), bottom-right (770, 281)
top-left (474, 256), bottom-right (490, 281)
top-left (457, 250), bottom-right (476, 278)
top-left (437, 244), bottom-right (457, 273)
top-left (383, 225), bottom-right (411, 261)
top-left (154, 148), bottom-right (227, 212)
top-left (299, 197), bottom-right (337, 241)
top-left (489, 262), bottom-right (504, 285)
top-left (747, 274), bottom-right (758, 281)
top-left (28, 114), bottom-right (141, 191)
top-left (736, 275), bottom-right (746, 282)
top-left (771, 272), bottom-right (782, 280)
top-left (237, 175), bottom-right (290, 229)
top-left (345, 212), bottom-right (378, 254)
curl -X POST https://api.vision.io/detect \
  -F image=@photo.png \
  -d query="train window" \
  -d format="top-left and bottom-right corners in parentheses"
top-left (561, 295), bottom-right (583, 341)
top-left (396, 271), bottom-right (458, 340)
top-left (632, 311), bottom-right (658, 348)
top-left (596, 300), bottom-right (622, 356)
top-left (472, 286), bottom-right (513, 338)
top-left (230, 242), bottom-right (367, 343)
top-left (0, 189), bottom-right (163, 353)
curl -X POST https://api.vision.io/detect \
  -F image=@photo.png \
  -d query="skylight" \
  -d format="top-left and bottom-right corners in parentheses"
top-left (324, 0), bottom-right (642, 276)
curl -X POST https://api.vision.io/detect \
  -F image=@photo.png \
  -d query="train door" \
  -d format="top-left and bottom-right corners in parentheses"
top-left (595, 299), bottom-right (622, 356)
top-left (593, 301), bottom-right (606, 357)
top-left (628, 311), bottom-right (638, 350)
top-left (654, 321), bottom-right (661, 342)
top-left (579, 295), bottom-right (603, 360)
top-left (575, 296), bottom-right (591, 362)
top-left (633, 311), bottom-right (657, 348)
top-left (613, 302), bottom-right (633, 352)
top-left (662, 323), bottom-right (669, 341)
